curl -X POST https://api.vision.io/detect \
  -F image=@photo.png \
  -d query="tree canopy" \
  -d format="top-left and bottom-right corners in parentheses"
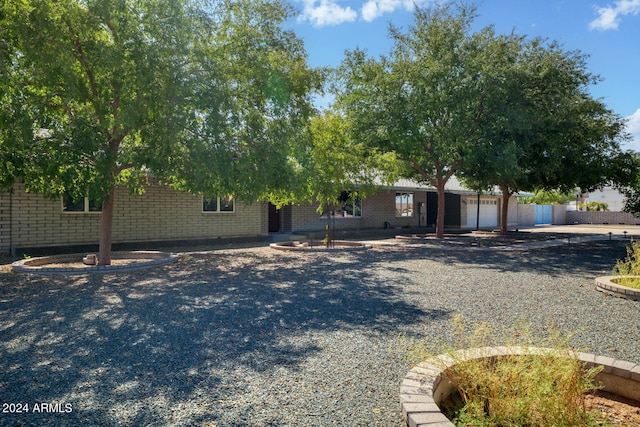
top-left (458, 33), bottom-right (628, 231)
top-left (335, 3), bottom-right (486, 237)
top-left (268, 109), bottom-right (397, 245)
top-left (0, 0), bottom-right (320, 263)
top-left (612, 151), bottom-right (640, 216)
top-left (335, 2), bottom-right (628, 235)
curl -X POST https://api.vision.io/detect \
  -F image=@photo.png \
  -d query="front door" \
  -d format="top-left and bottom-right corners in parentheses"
top-left (268, 203), bottom-right (281, 232)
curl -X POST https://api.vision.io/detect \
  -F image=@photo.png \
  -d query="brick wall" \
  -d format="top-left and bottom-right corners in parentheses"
top-left (506, 196), bottom-right (519, 229)
top-left (6, 181), bottom-right (267, 252)
top-left (552, 205), bottom-right (567, 225)
top-left (0, 192), bottom-right (10, 253)
top-left (517, 204), bottom-right (535, 226)
top-left (567, 211), bottom-right (640, 225)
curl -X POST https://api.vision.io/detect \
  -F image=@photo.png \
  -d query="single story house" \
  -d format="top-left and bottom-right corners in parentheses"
top-left (277, 177), bottom-right (518, 234)
top-left (0, 177), bottom-right (517, 256)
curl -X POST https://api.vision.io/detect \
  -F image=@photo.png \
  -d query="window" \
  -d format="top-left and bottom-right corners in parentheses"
top-left (323, 191), bottom-right (362, 218)
top-left (203, 196), bottom-right (235, 213)
top-left (62, 192), bottom-right (102, 213)
top-left (468, 199), bottom-right (498, 206)
top-left (395, 192), bottom-right (414, 217)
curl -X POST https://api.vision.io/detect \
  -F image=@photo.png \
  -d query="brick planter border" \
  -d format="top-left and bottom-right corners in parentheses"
top-left (596, 276), bottom-right (640, 301)
top-left (12, 251), bottom-right (178, 275)
top-left (400, 346), bottom-right (640, 427)
top-left (269, 240), bottom-right (371, 252)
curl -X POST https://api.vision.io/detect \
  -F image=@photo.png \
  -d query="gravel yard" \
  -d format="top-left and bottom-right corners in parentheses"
top-left (1, 239), bottom-right (639, 426)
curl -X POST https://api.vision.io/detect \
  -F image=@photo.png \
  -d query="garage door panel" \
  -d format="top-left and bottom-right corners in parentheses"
top-left (467, 199), bottom-right (498, 228)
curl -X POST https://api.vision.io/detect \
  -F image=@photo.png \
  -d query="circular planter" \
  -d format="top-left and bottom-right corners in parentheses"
top-left (269, 240), bottom-right (371, 252)
top-left (400, 346), bottom-right (640, 427)
top-left (596, 276), bottom-right (640, 301)
top-left (395, 234), bottom-right (464, 240)
top-left (12, 251), bottom-right (179, 275)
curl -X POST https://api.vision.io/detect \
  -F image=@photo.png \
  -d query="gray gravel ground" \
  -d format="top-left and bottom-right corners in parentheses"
top-left (1, 239), bottom-right (639, 426)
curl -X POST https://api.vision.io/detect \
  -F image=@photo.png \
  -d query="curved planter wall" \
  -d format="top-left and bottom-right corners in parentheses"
top-left (400, 346), bottom-right (640, 427)
top-left (596, 276), bottom-right (640, 301)
top-left (12, 251), bottom-right (178, 275)
top-left (269, 240), bottom-right (371, 252)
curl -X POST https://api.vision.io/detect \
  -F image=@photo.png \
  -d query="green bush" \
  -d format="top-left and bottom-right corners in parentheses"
top-left (518, 190), bottom-right (575, 205)
top-left (580, 201), bottom-right (609, 211)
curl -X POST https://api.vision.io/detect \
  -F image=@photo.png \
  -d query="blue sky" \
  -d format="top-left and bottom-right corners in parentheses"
top-left (286, 0), bottom-right (640, 152)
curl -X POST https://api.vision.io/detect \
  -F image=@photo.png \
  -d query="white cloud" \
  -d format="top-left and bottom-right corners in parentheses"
top-left (297, 0), bottom-right (357, 28)
top-left (361, 0), bottom-right (433, 22)
top-left (589, 0), bottom-right (640, 31)
top-left (625, 108), bottom-right (640, 152)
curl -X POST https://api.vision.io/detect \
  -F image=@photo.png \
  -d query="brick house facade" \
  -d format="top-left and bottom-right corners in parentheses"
top-left (0, 179), bottom-right (517, 255)
top-left (1, 180), bottom-right (268, 255)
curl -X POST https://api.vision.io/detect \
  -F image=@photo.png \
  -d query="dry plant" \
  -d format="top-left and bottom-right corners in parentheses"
top-left (403, 316), bottom-right (610, 427)
top-left (613, 241), bottom-right (640, 289)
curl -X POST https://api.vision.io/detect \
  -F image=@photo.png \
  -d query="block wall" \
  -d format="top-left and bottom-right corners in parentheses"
top-left (567, 211), bottom-right (640, 225)
top-left (0, 192), bottom-right (11, 253)
top-left (517, 204), bottom-right (535, 227)
top-left (506, 196), bottom-right (519, 229)
top-left (552, 205), bottom-right (567, 225)
top-left (6, 181), bottom-right (267, 251)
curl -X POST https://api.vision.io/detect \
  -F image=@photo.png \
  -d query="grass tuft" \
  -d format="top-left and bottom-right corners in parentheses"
top-left (403, 316), bottom-right (611, 427)
top-left (613, 241), bottom-right (640, 289)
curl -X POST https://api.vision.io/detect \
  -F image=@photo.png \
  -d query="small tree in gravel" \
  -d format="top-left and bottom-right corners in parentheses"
top-left (269, 110), bottom-right (397, 247)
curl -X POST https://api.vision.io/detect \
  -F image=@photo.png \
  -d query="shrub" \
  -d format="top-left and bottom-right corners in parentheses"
top-left (404, 317), bottom-right (608, 427)
top-left (613, 241), bottom-right (640, 289)
top-left (580, 201), bottom-right (610, 211)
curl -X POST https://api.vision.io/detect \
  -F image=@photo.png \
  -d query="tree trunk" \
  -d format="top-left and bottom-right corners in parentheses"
top-left (500, 183), bottom-right (511, 234)
top-left (324, 201), bottom-right (333, 248)
top-left (435, 181), bottom-right (446, 238)
top-left (98, 186), bottom-right (116, 266)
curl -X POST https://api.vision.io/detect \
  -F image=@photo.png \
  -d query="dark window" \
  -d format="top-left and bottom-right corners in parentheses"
top-left (62, 192), bottom-right (102, 213)
top-left (203, 196), bottom-right (235, 213)
top-left (324, 191), bottom-right (362, 218)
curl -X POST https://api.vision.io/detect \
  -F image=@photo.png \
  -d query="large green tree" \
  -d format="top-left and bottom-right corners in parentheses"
top-left (459, 34), bottom-right (628, 232)
top-left (335, 3), bottom-right (486, 238)
top-left (0, 0), bottom-right (319, 264)
top-left (612, 150), bottom-right (640, 216)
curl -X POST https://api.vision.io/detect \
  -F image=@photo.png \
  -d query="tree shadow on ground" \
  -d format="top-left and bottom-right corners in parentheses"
top-left (373, 240), bottom-right (629, 278)
top-left (0, 249), bottom-right (447, 426)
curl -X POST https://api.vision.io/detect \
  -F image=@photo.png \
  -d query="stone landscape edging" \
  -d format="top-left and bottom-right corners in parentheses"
top-left (11, 251), bottom-right (178, 275)
top-left (269, 240), bottom-right (371, 252)
top-left (400, 346), bottom-right (640, 427)
top-left (596, 276), bottom-right (640, 301)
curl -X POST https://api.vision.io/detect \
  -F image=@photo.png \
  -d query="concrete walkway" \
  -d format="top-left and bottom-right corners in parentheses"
top-left (519, 223), bottom-right (640, 236)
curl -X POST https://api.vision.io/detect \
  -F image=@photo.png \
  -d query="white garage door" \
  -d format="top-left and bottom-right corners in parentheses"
top-left (467, 199), bottom-right (498, 228)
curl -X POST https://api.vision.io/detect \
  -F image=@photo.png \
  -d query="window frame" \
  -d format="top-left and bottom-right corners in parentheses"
top-left (202, 196), bottom-right (235, 213)
top-left (61, 192), bottom-right (102, 214)
top-left (395, 192), bottom-right (414, 217)
top-left (320, 191), bottom-right (363, 219)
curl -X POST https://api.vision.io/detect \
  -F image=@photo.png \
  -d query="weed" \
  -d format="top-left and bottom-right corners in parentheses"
top-left (613, 241), bottom-right (640, 289)
top-left (404, 316), bottom-right (610, 427)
